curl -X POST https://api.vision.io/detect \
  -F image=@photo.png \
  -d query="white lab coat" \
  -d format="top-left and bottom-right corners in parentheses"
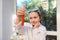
top-left (24, 22), bottom-right (47, 40)
top-left (11, 22), bottom-right (46, 40)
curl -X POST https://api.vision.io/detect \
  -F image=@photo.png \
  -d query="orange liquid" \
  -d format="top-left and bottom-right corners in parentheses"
top-left (22, 15), bottom-right (24, 26)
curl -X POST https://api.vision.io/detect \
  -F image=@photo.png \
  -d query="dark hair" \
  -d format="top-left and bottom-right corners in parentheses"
top-left (28, 9), bottom-right (42, 22)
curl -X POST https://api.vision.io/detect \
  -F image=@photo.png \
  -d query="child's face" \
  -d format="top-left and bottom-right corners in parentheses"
top-left (29, 12), bottom-right (41, 26)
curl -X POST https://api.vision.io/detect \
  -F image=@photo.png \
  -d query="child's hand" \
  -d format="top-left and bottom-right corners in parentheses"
top-left (33, 22), bottom-right (40, 28)
top-left (14, 7), bottom-right (26, 30)
top-left (17, 7), bottom-right (26, 16)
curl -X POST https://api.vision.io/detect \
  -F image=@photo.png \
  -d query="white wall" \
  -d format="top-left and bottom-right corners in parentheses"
top-left (0, 0), bottom-right (2, 40)
top-left (57, 0), bottom-right (60, 40)
top-left (2, 0), bottom-right (16, 40)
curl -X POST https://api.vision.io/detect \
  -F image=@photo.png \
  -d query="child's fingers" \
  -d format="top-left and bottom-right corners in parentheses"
top-left (34, 23), bottom-right (40, 28)
top-left (17, 7), bottom-right (26, 15)
top-left (17, 11), bottom-right (25, 15)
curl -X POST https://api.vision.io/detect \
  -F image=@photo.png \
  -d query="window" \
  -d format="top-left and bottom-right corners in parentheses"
top-left (46, 35), bottom-right (57, 40)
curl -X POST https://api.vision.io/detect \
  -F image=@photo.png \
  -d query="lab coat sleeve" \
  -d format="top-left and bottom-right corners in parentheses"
top-left (40, 27), bottom-right (47, 40)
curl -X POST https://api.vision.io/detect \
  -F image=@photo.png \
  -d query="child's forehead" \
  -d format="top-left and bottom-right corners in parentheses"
top-left (29, 12), bottom-right (39, 17)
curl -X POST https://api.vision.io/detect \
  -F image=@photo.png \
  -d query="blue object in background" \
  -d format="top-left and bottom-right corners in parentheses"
top-left (17, 0), bottom-right (30, 9)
